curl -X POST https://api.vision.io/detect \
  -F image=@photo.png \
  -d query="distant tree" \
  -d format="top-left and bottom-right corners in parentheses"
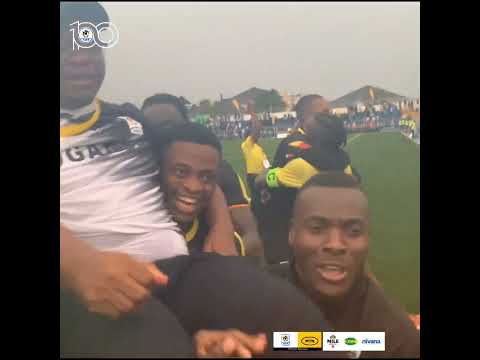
top-left (254, 89), bottom-right (286, 113)
top-left (198, 99), bottom-right (212, 115)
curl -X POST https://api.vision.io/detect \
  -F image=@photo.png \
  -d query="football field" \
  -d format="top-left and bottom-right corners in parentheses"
top-left (222, 132), bottom-right (420, 313)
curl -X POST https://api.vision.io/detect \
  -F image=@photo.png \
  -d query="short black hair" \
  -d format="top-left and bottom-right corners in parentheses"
top-left (300, 172), bottom-right (361, 192)
top-left (60, 2), bottom-right (109, 34)
top-left (141, 93), bottom-right (189, 122)
top-left (151, 122), bottom-right (222, 158)
top-left (293, 172), bottom-right (365, 223)
top-left (294, 94), bottom-right (326, 122)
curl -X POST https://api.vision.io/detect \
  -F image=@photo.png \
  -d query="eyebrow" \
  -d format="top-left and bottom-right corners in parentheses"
top-left (303, 216), bottom-right (366, 224)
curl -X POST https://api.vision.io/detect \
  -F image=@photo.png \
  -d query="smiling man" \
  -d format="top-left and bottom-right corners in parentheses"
top-left (269, 173), bottom-right (420, 358)
top-left (152, 122), bottom-right (243, 254)
top-left (142, 94), bottom-right (265, 261)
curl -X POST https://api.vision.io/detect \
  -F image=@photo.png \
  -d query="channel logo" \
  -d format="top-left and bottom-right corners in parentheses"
top-left (323, 332), bottom-right (385, 352)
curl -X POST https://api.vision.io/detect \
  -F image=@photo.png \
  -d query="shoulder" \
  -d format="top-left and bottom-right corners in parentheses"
top-left (362, 280), bottom-right (420, 357)
top-left (241, 136), bottom-right (255, 149)
top-left (218, 160), bottom-right (238, 181)
top-left (267, 262), bottom-right (292, 281)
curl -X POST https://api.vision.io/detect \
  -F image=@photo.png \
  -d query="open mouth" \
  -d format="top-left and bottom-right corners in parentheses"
top-left (316, 264), bottom-right (348, 283)
top-left (175, 195), bottom-right (200, 215)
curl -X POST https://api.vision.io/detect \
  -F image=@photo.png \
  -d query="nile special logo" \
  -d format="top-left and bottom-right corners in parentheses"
top-left (345, 337), bottom-right (357, 346)
top-left (327, 335), bottom-right (339, 348)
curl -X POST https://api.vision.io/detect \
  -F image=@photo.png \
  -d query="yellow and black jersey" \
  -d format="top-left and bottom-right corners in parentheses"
top-left (272, 127), bottom-right (307, 168)
top-left (183, 214), bottom-right (246, 256)
top-left (241, 135), bottom-right (270, 182)
top-left (217, 160), bottom-right (251, 207)
top-left (258, 143), bottom-right (355, 264)
top-left (266, 142), bottom-right (353, 189)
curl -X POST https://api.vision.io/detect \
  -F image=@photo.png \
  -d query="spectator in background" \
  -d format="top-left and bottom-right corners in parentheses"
top-left (272, 94), bottom-right (330, 168)
top-left (269, 173), bottom-right (420, 358)
top-left (255, 113), bottom-right (359, 264)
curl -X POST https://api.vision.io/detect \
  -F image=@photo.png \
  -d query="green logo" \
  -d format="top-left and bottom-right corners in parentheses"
top-left (345, 338), bottom-right (357, 346)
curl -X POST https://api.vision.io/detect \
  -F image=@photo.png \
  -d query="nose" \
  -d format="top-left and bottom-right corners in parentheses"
top-left (183, 176), bottom-right (204, 194)
top-left (322, 227), bottom-right (347, 255)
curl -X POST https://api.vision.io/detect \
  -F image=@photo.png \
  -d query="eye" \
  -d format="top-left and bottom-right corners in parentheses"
top-left (200, 174), bottom-right (215, 184)
top-left (175, 168), bottom-right (188, 178)
top-left (347, 223), bottom-right (364, 237)
top-left (308, 222), bottom-right (328, 234)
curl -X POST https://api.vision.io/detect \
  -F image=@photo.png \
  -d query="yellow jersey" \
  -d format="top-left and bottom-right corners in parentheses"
top-left (241, 135), bottom-right (270, 175)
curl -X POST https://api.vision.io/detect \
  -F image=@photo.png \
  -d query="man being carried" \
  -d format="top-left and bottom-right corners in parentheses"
top-left (60, 2), bottom-right (329, 357)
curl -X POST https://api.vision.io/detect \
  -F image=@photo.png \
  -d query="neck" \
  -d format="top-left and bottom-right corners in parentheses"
top-left (177, 219), bottom-right (192, 233)
top-left (60, 97), bottom-right (96, 111)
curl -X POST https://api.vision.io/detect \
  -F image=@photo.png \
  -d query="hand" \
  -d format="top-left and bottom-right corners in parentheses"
top-left (195, 329), bottom-right (267, 358)
top-left (64, 250), bottom-right (168, 319)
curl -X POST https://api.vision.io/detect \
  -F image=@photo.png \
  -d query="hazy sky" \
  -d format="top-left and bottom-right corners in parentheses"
top-left (98, 2), bottom-right (420, 106)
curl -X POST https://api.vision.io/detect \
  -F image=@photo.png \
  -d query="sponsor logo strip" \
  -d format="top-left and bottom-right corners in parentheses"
top-left (323, 332), bottom-right (385, 352)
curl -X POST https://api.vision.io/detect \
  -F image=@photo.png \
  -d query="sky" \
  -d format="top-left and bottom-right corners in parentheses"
top-left (98, 2), bottom-right (420, 106)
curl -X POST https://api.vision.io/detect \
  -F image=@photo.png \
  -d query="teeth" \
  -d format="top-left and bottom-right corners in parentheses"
top-left (178, 196), bottom-right (197, 205)
top-left (323, 265), bottom-right (343, 271)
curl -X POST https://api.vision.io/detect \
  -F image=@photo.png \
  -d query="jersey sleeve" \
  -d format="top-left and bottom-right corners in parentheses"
top-left (217, 161), bottom-right (250, 207)
top-left (266, 158), bottom-right (319, 189)
top-left (272, 138), bottom-right (289, 167)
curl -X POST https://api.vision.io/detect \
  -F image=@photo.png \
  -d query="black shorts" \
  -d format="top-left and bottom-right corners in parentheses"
top-left (61, 253), bottom-right (333, 357)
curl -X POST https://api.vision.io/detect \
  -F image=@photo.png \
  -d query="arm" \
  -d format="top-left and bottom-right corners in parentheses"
top-left (60, 224), bottom-right (167, 319)
top-left (203, 186), bottom-right (239, 256)
top-left (230, 207), bottom-right (265, 262)
top-left (272, 138), bottom-right (289, 168)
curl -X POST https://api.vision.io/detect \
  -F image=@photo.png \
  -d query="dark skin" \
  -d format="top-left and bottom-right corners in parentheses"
top-left (146, 104), bottom-right (263, 258)
top-left (160, 142), bottom-right (238, 255)
top-left (143, 103), bottom-right (185, 130)
top-left (60, 30), bottom-right (168, 319)
top-left (60, 23), bottom-right (259, 354)
top-left (289, 186), bottom-right (369, 300)
top-left (299, 97), bottom-right (330, 136)
top-left (60, 32), bottom-right (105, 110)
top-left (256, 97), bottom-right (332, 190)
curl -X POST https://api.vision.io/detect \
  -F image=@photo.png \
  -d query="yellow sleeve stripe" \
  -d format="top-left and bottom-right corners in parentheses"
top-left (234, 232), bottom-right (246, 256)
top-left (237, 174), bottom-right (251, 203)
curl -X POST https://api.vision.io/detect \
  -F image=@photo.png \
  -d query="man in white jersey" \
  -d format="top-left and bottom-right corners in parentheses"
top-left (60, 3), bottom-right (338, 358)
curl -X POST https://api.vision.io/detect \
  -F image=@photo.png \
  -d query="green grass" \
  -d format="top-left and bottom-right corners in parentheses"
top-left (222, 132), bottom-right (420, 313)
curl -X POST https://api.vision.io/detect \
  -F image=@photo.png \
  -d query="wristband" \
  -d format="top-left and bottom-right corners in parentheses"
top-left (266, 168), bottom-right (280, 188)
